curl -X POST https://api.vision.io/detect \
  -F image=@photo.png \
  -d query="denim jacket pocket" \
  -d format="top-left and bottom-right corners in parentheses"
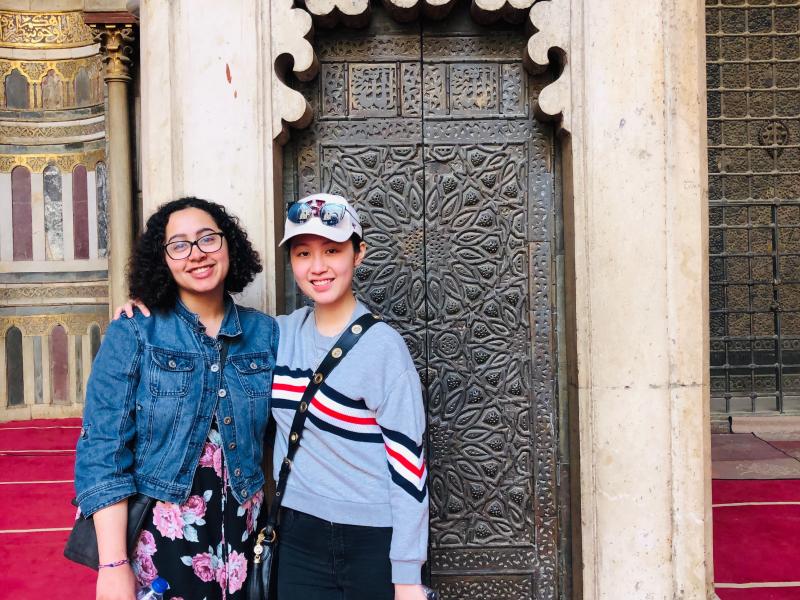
top-left (148, 348), bottom-right (195, 397)
top-left (231, 352), bottom-right (273, 397)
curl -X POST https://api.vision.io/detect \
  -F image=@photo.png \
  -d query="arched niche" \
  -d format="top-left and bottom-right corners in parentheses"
top-left (273, 3), bottom-right (570, 596)
top-left (41, 69), bottom-right (63, 110)
top-left (4, 69), bottom-right (29, 109)
top-left (75, 67), bottom-right (92, 107)
top-left (5, 326), bottom-right (24, 407)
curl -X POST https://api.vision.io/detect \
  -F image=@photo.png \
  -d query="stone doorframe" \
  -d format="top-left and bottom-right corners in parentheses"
top-left (137, 0), bottom-right (714, 597)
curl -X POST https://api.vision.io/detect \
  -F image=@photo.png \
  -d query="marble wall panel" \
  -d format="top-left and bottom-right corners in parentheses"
top-left (11, 166), bottom-right (32, 260)
top-left (72, 165), bottom-right (89, 259)
top-left (50, 325), bottom-right (68, 404)
top-left (43, 165), bottom-right (64, 260)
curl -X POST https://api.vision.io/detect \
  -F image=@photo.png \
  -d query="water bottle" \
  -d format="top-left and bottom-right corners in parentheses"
top-left (136, 577), bottom-right (170, 600)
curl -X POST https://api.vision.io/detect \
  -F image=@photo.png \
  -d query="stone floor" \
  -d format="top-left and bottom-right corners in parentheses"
top-left (712, 433), bottom-right (800, 479)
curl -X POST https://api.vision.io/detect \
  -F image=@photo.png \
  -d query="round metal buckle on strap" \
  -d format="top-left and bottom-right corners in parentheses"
top-left (332, 347), bottom-right (342, 358)
top-left (351, 324), bottom-right (363, 334)
top-left (313, 372), bottom-right (323, 384)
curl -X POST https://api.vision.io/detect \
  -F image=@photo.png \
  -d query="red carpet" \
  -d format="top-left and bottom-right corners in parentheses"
top-left (717, 590), bottom-right (800, 600)
top-left (714, 479), bottom-right (800, 598)
top-left (0, 418), bottom-right (95, 599)
top-left (713, 479), bottom-right (800, 504)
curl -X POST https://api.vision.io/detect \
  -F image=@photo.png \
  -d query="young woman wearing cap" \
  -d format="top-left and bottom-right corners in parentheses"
top-left (272, 193), bottom-right (429, 600)
top-left (116, 194), bottom-right (430, 600)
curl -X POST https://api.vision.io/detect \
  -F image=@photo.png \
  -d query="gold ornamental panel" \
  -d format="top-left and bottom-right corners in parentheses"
top-left (0, 11), bottom-right (94, 49)
top-left (0, 313), bottom-right (108, 337)
top-left (0, 149), bottom-right (105, 173)
top-left (0, 120), bottom-right (105, 142)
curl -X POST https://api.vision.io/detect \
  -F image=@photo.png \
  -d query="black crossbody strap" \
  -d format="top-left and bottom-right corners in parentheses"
top-left (263, 312), bottom-right (381, 533)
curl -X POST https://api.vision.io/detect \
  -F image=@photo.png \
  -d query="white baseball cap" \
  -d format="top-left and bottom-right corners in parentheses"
top-left (279, 193), bottom-right (363, 246)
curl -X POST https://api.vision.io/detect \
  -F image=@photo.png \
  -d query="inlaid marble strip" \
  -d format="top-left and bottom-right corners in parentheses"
top-left (49, 326), bottom-right (68, 405)
top-left (33, 335), bottom-right (45, 404)
top-left (95, 162), bottom-right (108, 258)
top-left (30, 336), bottom-right (42, 405)
top-left (0, 172), bottom-right (12, 261)
top-left (10, 167), bottom-right (32, 261)
top-left (72, 166), bottom-right (89, 260)
top-left (19, 333), bottom-right (34, 407)
top-left (67, 332), bottom-right (77, 405)
top-left (86, 169), bottom-right (98, 259)
top-left (61, 170), bottom-right (74, 261)
top-left (74, 334), bottom-right (83, 403)
top-left (43, 165), bottom-right (64, 261)
top-left (30, 172), bottom-right (45, 261)
top-left (80, 333), bottom-right (91, 404)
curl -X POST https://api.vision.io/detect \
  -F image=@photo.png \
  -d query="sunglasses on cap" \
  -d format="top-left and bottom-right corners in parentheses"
top-left (287, 200), bottom-right (357, 227)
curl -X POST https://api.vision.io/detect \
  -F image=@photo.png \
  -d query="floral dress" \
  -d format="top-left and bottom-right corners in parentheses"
top-left (131, 422), bottom-right (263, 599)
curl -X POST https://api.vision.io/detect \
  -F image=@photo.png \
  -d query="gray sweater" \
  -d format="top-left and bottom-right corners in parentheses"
top-left (272, 302), bottom-right (429, 584)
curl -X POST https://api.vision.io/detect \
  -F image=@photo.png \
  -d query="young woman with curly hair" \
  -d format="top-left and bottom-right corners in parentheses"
top-left (75, 197), bottom-right (279, 600)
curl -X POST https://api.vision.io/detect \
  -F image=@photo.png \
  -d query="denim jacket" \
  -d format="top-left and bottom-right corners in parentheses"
top-left (75, 297), bottom-right (279, 517)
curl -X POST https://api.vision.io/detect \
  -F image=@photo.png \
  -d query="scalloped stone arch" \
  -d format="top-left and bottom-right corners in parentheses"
top-left (271, 0), bottom-right (569, 142)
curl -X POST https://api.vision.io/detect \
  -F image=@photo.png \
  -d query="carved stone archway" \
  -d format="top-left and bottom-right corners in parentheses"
top-left (269, 0), bottom-right (570, 143)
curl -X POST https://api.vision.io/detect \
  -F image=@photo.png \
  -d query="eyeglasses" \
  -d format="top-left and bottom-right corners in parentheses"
top-left (287, 200), bottom-right (355, 227)
top-left (163, 232), bottom-right (225, 260)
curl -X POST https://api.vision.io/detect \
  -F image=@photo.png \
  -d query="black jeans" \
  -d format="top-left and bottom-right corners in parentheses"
top-left (276, 507), bottom-right (394, 600)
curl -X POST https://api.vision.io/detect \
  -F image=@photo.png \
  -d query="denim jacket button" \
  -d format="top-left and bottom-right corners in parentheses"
top-left (210, 363), bottom-right (220, 373)
top-left (218, 389), bottom-right (227, 398)
top-left (229, 442), bottom-right (236, 450)
top-left (242, 489), bottom-right (248, 497)
top-left (223, 416), bottom-right (232, 425)
top-left (234, 468), bottom-right (241, 476)
top-left (168, 359), bottom-right (177, 369)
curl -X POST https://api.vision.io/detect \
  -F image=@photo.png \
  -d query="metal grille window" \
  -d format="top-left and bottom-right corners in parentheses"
top-left (707, 0), bottom-right (800, 418)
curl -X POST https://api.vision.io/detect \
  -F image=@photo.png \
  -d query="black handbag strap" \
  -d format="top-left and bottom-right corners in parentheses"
top-left (263, 312), bottom-right (381, 534)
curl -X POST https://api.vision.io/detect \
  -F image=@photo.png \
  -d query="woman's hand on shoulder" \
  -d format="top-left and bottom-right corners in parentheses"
top-left (96, 562), bottom-right (137, 600)
top-left (112, 299), bottom-right (151, 320)
top-left (394, 583), bottom-right (430, 600)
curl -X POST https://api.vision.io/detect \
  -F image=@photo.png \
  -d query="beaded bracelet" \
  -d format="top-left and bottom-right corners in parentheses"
top-left (98, 558), bottom-right (129, 569)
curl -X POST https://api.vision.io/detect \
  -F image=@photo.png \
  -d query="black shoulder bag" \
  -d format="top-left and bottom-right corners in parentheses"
top-left (64, 338), bottom-right (232, 569)
top-left (246, 313), bottom-right (381, 600)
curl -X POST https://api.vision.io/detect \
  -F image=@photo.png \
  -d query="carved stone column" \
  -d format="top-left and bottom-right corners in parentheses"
top-left (93, 24), bottom-right (135, 314)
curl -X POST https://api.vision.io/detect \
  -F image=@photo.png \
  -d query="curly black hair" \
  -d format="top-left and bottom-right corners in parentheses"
top-left (128, 197), bottom-right (262, 310)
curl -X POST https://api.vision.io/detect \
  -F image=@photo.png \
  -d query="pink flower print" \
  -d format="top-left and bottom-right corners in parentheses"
top-left (181, 494), bottom-right (207, 523)
top-left (135, 554), bottom-right (158, 587)
top-left (191, 552), bottom-right (216, 583)
top-left (227, 550), bottom-right (248, 593)
top-left (134, 530), bottom-right (157, 559)
top-left (199, 440), bottom-right (225, 478)
top-left (216, 563), bottom-right (228, 591)
top-left (240, 489), bottom-right (263, 535)
top-left (152, 501), bottom-right (185, 540)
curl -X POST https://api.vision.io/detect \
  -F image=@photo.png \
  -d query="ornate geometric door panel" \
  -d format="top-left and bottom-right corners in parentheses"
top-left (283, 8), bottom-right (564, 600)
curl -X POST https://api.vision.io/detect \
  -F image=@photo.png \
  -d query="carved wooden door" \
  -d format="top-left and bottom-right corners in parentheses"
top-left (283, 7), bottom-right (565, 599)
